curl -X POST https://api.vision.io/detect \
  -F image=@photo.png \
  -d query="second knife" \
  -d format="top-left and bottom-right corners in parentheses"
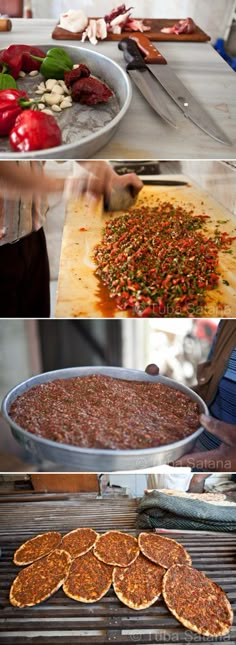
top-left (127, 33), bottom-right (231, 146)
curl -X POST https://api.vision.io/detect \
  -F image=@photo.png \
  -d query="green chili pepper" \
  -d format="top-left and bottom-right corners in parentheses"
top-left (0, 64), bottom-right (17, 90)
top-left (31, 47), bottom-right (73, 80)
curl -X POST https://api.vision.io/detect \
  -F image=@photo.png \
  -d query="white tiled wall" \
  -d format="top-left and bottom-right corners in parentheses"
top-left (32, 0), bottom-right (236, 41)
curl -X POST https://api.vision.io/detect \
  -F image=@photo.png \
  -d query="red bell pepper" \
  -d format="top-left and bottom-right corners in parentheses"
top-left (0, 89), bottom-right (29, 136)
top-left (9, 111), bottom-right (62, 152)
top-left (0, 45), bottom-right (46, 79)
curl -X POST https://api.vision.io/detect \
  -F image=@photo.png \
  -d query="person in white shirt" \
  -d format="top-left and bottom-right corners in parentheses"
top-left (0, 160), bottom-right (142, 317)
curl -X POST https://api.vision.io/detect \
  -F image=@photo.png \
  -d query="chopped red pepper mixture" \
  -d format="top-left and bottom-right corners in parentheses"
top-left (94, 200), bottom-right (236, 317)
top-left (10, 375), bottom-right (200, 450)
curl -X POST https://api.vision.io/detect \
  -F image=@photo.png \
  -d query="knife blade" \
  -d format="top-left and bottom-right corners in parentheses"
top-left (118, 39), bottom-right (177, 128)
top-left (127, 34), bottom-right (231, 146)
top-left (141, 179), bottom-right (188, 186)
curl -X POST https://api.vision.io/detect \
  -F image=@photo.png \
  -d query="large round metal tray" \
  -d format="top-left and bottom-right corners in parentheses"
top-left (0, 44), bottom-right (131, 159)
top-left (2, 366), bottom-right (208, 472)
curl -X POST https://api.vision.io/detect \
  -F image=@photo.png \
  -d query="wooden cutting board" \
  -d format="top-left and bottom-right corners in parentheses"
top-left (56, 180), bottom-right (236, 319)
top-left (52, 19), bottom-right (210, 42)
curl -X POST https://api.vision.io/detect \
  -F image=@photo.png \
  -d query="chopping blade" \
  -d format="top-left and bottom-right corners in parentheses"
top-left (126, 35), bottom-right (231, 146)
top-left (141, 179), bottom-right (188, 186)
top-left (118, 40), bottom-right (177, 128)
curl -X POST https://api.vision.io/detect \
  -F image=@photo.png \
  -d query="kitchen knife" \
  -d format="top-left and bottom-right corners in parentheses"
top-left (125, 34), bottom-right (231, 146)
top-left (118, 39), bottom-right (177, 128)
top-left (104, 179), bottom-right (188, 211)
top-left (141, 179), bottom-right (188, 185)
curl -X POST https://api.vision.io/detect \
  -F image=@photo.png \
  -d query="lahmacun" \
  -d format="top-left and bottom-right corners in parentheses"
top-left (138, 533), bottom-right (191, 569)
top-left (162, 564), bottom-right (234, 637)
top-left (113, 553), bottom-right (165, 610)
top-left (63, 550), bottom-right (113, 602)
top-left (13, 531), bottom-right (62, 566)
top-left (93, 530), bottom-right (139, 567)
top-left (61, 527), bottom-right (98, 559)
top-left (10, 549), bottom-right (71, 607)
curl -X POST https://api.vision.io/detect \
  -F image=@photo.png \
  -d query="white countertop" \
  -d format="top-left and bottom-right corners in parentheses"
top-left (1, 19), bottom-right (236, 159)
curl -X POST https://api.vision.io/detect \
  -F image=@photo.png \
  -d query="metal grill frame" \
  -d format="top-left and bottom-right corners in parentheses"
top-left (0, 495), bottom-right (235, 644)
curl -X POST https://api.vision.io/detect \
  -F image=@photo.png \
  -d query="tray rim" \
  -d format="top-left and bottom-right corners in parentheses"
top-left (2, 365), bottom-right (208, 458)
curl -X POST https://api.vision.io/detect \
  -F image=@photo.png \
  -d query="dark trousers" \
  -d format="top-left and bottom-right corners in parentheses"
top-left (0, 228), bottom-right (50, 318)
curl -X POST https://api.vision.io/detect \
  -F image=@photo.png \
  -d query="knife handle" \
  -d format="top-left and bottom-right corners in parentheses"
top-left (118, 38), bottom-right (147, 70)
top-left (129, 33), bottom-right (167, 65)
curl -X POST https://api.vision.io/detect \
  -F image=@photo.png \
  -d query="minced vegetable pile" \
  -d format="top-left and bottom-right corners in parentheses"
top-left (94, 200), bottom-right (236, 317)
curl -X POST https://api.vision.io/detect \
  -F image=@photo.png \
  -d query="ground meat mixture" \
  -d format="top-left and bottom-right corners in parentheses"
top-left (10, 549), bottom-right (71, 607)
top-left (10, 374), bottom-right (200, 450)
top-left (94, 531), bottom-right (139, 567)
top-left (13, 532), bottom-right (62, 566)
top-left (61, 528), bottom-right (98, 559)
top-left (63, 551), bottom-right (113, 603)
top-left (138, 533), bottom-right (191, 568)
top-left (113, 553), bottom-right (164, 609)
top-left (162, 564), bottom-right (234, 637)
top-left (94, 202), bottom-right (236, 317)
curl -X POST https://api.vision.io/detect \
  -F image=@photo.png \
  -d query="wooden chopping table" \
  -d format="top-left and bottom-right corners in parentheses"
top-left (0, 19), bottom-right (236, 159)
top-left (56, 177), bottom-right (236, 318)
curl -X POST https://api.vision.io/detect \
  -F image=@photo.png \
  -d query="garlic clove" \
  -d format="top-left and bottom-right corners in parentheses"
top-left (51, 84), bottom-right (64, 95)
top-left (45, 79), bottom-right (58, 90)
top-left (60, 98), bottom-right (73, 109)
top-left (44, 93), bottom-right (63, 105)
top-left (51, 104), bottom-right (62, 112)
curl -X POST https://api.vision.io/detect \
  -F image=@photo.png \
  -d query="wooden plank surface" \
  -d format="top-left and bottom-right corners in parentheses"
top-left (0, 496), bottom-right (139, 536)
top-left (56, 179), bottom-right (236, 318)
top-left (52, 18), bottom-right (210, 42)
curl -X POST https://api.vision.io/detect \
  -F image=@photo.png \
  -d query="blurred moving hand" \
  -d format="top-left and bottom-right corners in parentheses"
top-left (65, 161), bottom-right (143, 204)
top-left (0, 161), bottom-right (143, 204)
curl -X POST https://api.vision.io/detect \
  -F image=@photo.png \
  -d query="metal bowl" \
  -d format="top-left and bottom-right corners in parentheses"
top-left (2, 366), bottom-right (208, 472)
top-left (0, 44), bottom-right (131, 159)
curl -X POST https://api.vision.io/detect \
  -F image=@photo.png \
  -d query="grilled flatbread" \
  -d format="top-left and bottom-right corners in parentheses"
top-left (138, 533), bottom-right (191, 569)
top-left (63, 550), bottom-right (112, 602)
top-left (113, 553), bottom-right (164, 610)
top-left (61, 528), bottom-right (98, 559)
top-left (13, 532), bottom-right (62, 566)
top-left (163, 564), bottom-right (234, 637)
top-left (10, 549), bottom-right (71, 607)
top-left (94, 530), bottom-right (139, 567)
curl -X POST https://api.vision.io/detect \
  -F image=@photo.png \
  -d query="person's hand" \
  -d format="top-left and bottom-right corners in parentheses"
top-left (65, 162), bottom-right (143, 204)
top-left (174, 414), bottom-right (236, 471)
top-left (110, 171), bottom-right (143, 199)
